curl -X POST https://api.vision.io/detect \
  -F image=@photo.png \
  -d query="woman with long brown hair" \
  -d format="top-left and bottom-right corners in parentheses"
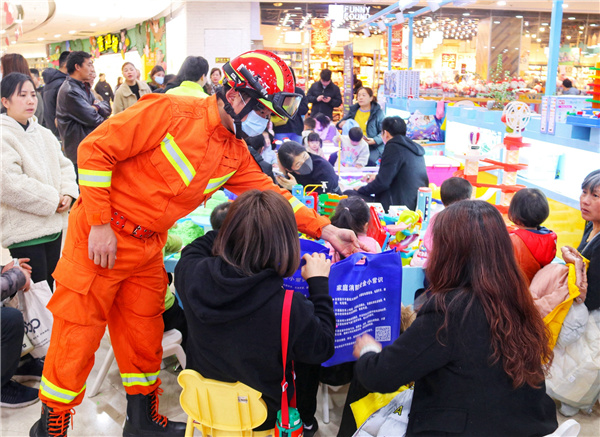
top-left (348, 200), bottom-right (557, 436)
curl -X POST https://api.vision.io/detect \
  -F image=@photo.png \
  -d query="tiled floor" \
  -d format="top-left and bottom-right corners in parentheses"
top-left (1, 251), bottom-right (599, 436)
top-left (1, 332), bottom-right (599, 437)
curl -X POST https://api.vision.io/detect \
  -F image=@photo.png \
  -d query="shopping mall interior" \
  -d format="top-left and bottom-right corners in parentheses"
top-left (1, 0), bottom-right (600, 436)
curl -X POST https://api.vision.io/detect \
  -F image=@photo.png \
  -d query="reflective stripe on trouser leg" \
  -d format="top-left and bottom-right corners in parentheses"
top-left (107, 251), bottom-right (167, 396)
top-left (39, 316), bottom-right (105, 410)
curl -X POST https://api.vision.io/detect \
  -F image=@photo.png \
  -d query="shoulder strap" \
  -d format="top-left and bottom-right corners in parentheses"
top-left (280, 289), bottom-right (294, 428)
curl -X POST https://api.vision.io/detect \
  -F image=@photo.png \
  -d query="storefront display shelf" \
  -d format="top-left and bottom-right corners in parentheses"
top-left (445, 105), bottom-right (598, 211)
top-left (446, 106), bottom-right (600, 153)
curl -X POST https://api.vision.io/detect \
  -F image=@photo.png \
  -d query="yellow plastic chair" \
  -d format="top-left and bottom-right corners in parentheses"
top-left (177, 369), bottom-right (274, 437)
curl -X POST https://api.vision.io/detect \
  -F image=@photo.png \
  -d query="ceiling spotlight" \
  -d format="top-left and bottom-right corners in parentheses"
top-left (497, 0), bottom-right (506, 5)
top-left (37, 37), bottom-right (44, 41)
top-left (54, 34), bottom-right (61, 38)
top-left (463, 13), bottom-right (470, 16)
top-left (539, 27), bottom-right (545, 32)
top-left (579, 26), bottom-right (584, 29)
top-left (563, 3), bottom-right (569, 7)
top-left (396, 12), bottom-right (405, 25)
top-left (516, 15), bottom-right (523, 19)
top-left (566, 35), bottom-right (572, 39)
top-left (377, 21), bottom-right (387, 31)
top-left (542, 22), bottom-right (549, 26)
top-left (90, 23), bottom-right (97, 27)
top-left (363, 27), bottom-right (371, 37)
top-left (68, 30), bottom-right (77, 34)
top-left (0, 29), bottom-right (5, 34)
top-left (532, 34), bottom-right (537, 37)
top-left (537, 38), bottom-right (541, 42)
top-left (524, 21), bottom-right (529, 26)
top-left (568, 17), bottom-right (576, 20)
top-left (494, 21), bottom-right (501, 24)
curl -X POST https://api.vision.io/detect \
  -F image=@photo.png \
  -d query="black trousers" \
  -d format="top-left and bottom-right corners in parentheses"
top-left (1, 307), bottom-right (24, 387)
top-left (9, 233), bottom-right (62, 290)
top-left (162, 301), bottom-right (188, 352)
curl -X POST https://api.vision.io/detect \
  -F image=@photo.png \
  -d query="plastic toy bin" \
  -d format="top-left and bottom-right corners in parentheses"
top-left (425, 156), bottom-right (461, 186)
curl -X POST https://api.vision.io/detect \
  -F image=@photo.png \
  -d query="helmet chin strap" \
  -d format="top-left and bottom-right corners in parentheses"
top-left (217, 88), bottom-right (257, 139)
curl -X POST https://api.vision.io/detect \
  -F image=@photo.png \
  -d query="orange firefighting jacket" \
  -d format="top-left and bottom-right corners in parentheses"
top-left (77, 94), bottom-right (329, 236)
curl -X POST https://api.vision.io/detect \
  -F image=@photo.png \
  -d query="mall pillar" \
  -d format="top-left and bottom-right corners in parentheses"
top-left (165, 2), bottom-right (254, 74)
top-left (476, 18), bottom-right (491, 80)
top-left (545, 0), bottom-right (564, 96)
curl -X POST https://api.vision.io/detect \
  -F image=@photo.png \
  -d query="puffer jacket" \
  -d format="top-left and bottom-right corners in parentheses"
top-left (339, 102), bottom-right (385, 162)
top-left (56, 77), bottom-right (111, 164)
top-left (1, 114), bottom-right (79, 248)
top-left (41, 68), bottom-right (68, 137)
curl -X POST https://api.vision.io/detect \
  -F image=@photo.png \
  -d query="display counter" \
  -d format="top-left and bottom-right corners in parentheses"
top-left (445, 104), bottom-right (596, 250)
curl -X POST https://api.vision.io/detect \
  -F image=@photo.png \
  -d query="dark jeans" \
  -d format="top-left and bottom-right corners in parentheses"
top-left (1, 307), bottom-right (24, 387)
top-left (163, 301), bottom-right (187, 352)
top-left (9, 233), bottom-right (62, 290)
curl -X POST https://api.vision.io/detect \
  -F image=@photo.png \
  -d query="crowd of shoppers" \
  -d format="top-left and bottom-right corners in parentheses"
top-left (1, 45), bottom-right (597, 437)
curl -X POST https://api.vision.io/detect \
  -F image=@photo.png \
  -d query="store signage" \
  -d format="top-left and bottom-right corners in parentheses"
top-left (391, 24), bottom-right (403, 63)
top-left (328, 5), bottom-right (371, 24)
top-left (215, 57), bottom-right (230, 64)
top-left (96, 34), bottom-right (119, 54)
top-left (343, 43), bottom-right (354, 116)
top-left (311, 19), bottom-right (332, 58)
top-left (442, 53), bottom-right (457, 70)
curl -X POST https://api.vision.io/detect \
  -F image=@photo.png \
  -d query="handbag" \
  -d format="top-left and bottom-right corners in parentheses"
top-left (353, 386), bottom-right (414, 437)
top-left (275, 290), bottom-right (303, 437)
top-left (17, 281), bottom-right (54, 358)
top-left (283, 239), bottom-right (330, 297)
top-left (324, 250), bottom-right (403, 367)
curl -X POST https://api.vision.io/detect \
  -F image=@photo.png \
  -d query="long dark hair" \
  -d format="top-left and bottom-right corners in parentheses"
top-left (213, 190), bottom-right (300, 277)
top-left (1, 72), bottom-right (36, 101)
top-left (331, 197), bottom-right (370, 235)
top-left (427, 200), bottom-right (552, 388)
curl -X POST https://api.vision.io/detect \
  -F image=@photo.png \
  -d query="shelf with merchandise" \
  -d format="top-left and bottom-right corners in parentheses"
top-left (445, 105), bottom-right (599, 209)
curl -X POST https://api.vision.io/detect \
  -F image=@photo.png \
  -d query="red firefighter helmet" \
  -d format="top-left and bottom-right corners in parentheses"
top-left (223, 50), bottom-right (302, 119)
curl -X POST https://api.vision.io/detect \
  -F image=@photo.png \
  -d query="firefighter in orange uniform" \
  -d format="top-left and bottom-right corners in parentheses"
top-left (31, 51), bottom-right (361, 437)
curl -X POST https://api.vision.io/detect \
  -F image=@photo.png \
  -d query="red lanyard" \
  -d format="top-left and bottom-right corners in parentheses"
top-left (280, 289), bottom-right (296, 428)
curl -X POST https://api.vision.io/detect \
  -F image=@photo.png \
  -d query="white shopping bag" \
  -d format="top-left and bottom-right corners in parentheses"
top-left (18, 281), bottom-right (54, 358)
top-left (354, 387), bottom-right (414, 437)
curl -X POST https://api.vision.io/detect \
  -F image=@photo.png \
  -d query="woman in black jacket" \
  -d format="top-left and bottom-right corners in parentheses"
top-left (343, 200), bottom-right (558, 436)
top-left (348, 116), bottom-right (428, 211)
top-left (276, 141), bottom-right (341, 195)
top-left (174, 190), bottom-right (335, 432)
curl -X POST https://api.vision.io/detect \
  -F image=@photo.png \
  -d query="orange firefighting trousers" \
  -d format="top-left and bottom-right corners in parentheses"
top-left (40, 200), bottom-right (168, 410)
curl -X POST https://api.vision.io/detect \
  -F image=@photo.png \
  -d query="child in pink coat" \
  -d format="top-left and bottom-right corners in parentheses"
top-left (326, 197), bottom-right (381, 262)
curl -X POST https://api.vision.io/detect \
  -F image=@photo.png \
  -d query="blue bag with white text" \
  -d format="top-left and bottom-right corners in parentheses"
top-left (323, 250), bottom-right (403, 367)
top-left (283, 239), bottom-right (330, 297)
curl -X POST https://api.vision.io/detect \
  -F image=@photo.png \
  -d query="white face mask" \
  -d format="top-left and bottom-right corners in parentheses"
top-left (237, 110), bottom-right (269, 137)
top-left (155, 76), bottom-right (164, 85)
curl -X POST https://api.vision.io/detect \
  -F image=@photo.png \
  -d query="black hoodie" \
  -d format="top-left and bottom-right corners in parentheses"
top-left (41, 68), bottom-right (68, 137)
top-left (174, 231), bottom-right (335, 430)
top-left (357, 135), bottom-right (429, 210)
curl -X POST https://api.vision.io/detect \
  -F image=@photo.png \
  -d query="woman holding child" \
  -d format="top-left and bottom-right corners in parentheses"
top-left (344, 200), bottom-right (558, 436)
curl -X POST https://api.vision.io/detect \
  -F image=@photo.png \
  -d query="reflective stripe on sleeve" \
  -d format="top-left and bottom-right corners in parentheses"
top-left (160, 133), bottom-right (196, 186)
top-left (78, 169), bottom-right (112, 188)
top-left (121, 371), bottom-right (160, 387)
top-left (203, 170), bottom-right (236, 194)
top-left (288, 196), bottom-right (304, 213)
top-left (40, 376), bottom-right (86, 404)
